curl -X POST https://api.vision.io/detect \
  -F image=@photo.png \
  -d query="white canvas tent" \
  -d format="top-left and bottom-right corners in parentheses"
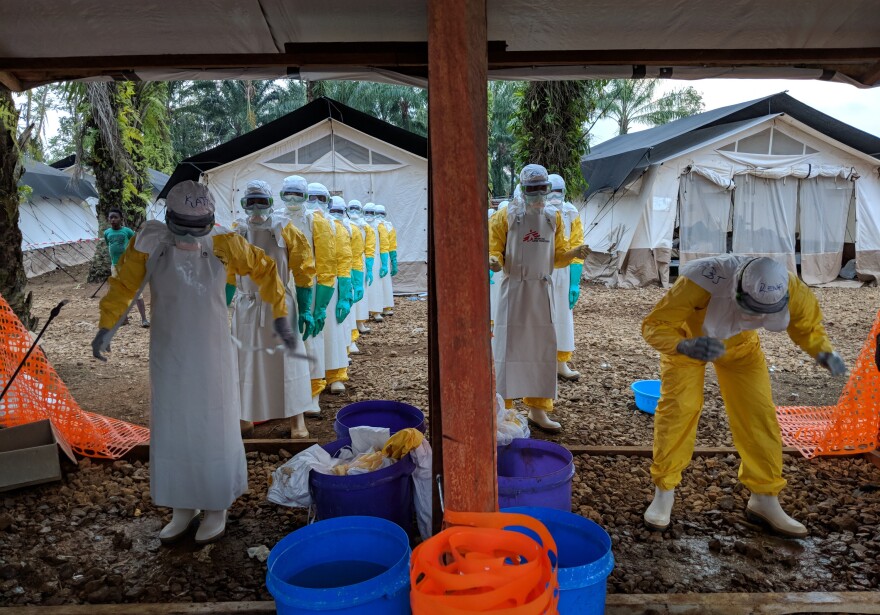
top-left (17, 160), bottom-right (99, 278)
top-left (160, 97), bottom-right (428, 294)
top-left (580, 93), bottom-right (880, 288)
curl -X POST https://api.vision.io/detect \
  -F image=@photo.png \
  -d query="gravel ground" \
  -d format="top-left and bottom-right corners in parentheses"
top-left (1, 265), bottom-right (878, 605)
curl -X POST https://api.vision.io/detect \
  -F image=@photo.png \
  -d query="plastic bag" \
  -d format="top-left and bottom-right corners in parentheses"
top-left (410, 439), bottom-right (433, 541)
top-left (267, 444), bottom-right (339, 508)
top-left (840, 258), bottom-right (857, 280)
top-left (495, 394), bottom-right (530, 445)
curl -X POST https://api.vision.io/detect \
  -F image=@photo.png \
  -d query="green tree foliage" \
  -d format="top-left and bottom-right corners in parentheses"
top-left (511, 81), bottom-right (603, 198)
top-left (311, 81), bottom-right (427, 136)
top-left (488, 81), bottom-right (519, 198)
top-left (597, 79), bottom-right (705, 135)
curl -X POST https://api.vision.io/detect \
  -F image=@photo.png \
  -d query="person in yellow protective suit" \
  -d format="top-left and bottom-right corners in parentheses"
top-left (91, 180), bottom-right (293, 546)
top-left (232, 180), bottom-right (316, 440)
top-left (364, 203), bottom-right (387, 322)
top-left (375, 204), bottom-right (397, 316)
top-left (545, 174), bottom-right (585, 381)
top-left (343, 199), bottom-right (366, 354)
top-left (641, 255), bottom-right (846, 538)
top-left (278, 175), bottom-right (337, 418)
top-left (319, 193), bottom-right (354, 394)
top-left (350, 200), bottom-right (376, 335)
top-left (489, 164), bottom-right (591, 433)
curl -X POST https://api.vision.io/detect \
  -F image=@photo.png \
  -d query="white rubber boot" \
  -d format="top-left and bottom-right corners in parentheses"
top-left (349, 341), bottom-right (361, 354)
top-left (290, 414), bottom-right (309, 439)
top-left (195, 509), bottom-right (227, 545)
top-left (746, 494), bottom-right (808, 538)
top-left (330, 381), bottom-right (346, 394)
top-left (383, 308), bottom-right (394, 316)
top-left (557, 361), bottom-right (581, 381)
top-left (372, 313), bottom-right (384, 323)
top-left (159, 508), bottom-right (201, 544)
top-left (526, 408), bottom-right (561, 433)
top-left (357, 321), bottom-right (371, 334)
top-left (304, 395), bottom-right (321, 417)
top-left (644, 487), bottom-right (675, 531)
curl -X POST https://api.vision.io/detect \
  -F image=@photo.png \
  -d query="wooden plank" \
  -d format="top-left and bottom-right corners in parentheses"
top-left (605, 591), bottom-right (880, 614)
top-left (427, 0), bottom-right (496, 513)
top-left (866, 449), bottom-right (880, 471)
top-left (3, 592), bottom-right (878, 614)
top-left (566, 445), bottom-right (802, 458)
top-left (121, 439), bottom-right (319, 462)
top-left (0, 71), bottom-right (23, 92)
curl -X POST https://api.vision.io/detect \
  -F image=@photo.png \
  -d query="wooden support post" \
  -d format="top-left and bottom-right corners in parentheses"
top-left (427, 0), bottom-right (496, 513)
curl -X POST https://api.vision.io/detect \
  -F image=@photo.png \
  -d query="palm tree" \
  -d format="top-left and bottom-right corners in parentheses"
top-left (488, 81), bottom-right (519, 197)
top-left (596, 79), bottom-right (704, 135)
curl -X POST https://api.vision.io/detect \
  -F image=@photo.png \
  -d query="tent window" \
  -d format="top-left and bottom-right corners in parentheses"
top-left (298, 135), bottom-right (333, 164)
top-left (266, 150), bottom-right (298, 164)
top-left (334, 136), bottom-right (370, 164)
top-left (805, 144), bottom-right (819, 154)
top-left (771, 130), bottom-right (806, 155)
top-left (736, 128), bottom-right (772, 154)
top-left (371, 151), bottom-right (399, 165)
top-left (718, 142), bottom-right (736, 152)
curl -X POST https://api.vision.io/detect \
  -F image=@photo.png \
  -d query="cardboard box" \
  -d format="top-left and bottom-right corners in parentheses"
top-left (0, 419), bottom-right (63, 492)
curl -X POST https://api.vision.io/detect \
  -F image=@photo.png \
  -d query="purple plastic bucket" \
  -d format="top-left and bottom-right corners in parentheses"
top-left (309, 438), bottom-right (416, 535)
top-left (497, 439), bottom-right (575, 511)
top-left (334, 400), bottom-right (426, 440)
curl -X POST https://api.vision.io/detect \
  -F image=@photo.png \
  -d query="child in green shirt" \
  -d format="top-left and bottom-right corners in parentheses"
top-left (104, 208), bottom-right (149, 327)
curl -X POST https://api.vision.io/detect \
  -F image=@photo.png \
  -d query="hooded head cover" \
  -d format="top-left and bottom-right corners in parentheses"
top-left (165, 180), bottom-right (215, 237)
top-left (736, 257), bottom-right (790, 314)
top-left (329, 195), bottom-right (347, 216)
top-left (241, 179), bottom-right (274, 211)
top-left (280, 175), bottom-right (308, 205)
top-left (375, 204), bottom-right (386, 217)
top-left (547, 173), bottom-right (565, 206)
top-left (364, 202), bottom-right (377, 221)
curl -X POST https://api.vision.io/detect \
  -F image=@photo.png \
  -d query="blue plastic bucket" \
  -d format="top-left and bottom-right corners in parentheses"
top-left (497, 439), bottom-right (575, 512)
top-left (334, 400), bottom-right (426, 440)
top-left (267, 516), bottom-right (411, 614)
top-left (503, 506), bottom-right (614, 615)
top-left (631, 379), bottom-right (661, 414)
top-left (309, 438), bottom-right (416, 534)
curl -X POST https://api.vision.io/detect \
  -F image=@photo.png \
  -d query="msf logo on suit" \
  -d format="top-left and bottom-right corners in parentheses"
top-left (523, 230), bottom-right (549, 243)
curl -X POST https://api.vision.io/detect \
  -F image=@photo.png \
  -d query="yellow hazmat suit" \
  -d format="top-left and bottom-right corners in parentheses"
top-left (557, 211), bottom-right (584, 364)
top-left (309, 212), bottom-right (338, 397)
top-left (358, 223), bottom-right (376, 328)
top-left (489, 205), bottom-right (572, 412)
top-left (371, 222), bottom-right (391, 317)
top-left (326, 218), bottom-right (353, 385)
top-left (349, 218), bottom-right (365, 343)
top-left (642, 273), bottom-right (833, 495)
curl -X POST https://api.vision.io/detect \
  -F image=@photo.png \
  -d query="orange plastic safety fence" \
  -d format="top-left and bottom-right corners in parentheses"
top-left (410, 510), bottom-right (559, 614)
top-left (0, 293), bottom-right (149, 459)
top-left (776, 309), bottom-right (880, 458)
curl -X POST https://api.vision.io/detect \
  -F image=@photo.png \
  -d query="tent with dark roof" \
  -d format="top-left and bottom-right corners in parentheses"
top-left (578, 93), bottom-right (880, 288)
top-left (160, 97), bottom-right (428, 293)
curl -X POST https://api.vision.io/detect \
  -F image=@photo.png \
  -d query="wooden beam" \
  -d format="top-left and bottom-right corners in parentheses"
top-left (0, 603), bottom-right (275, 614)
top-left (0, 71), bottom-right (23, 92)
top-left (121, 439), bottom-right (319, 462)
top-left (427, 0), bottom-right (496, 513)
top-left (863, 60), bottom-right (880, 86)
top-left (566, 445), bottom-right (802, 457)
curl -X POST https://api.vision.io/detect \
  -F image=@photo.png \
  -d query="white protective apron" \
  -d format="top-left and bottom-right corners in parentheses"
top-left (381, 220), bottom-right (395, 308)
top-left (681, 254), bottom-right (791, 340)
top-left (136, 224), bottom-right (247, 511)
top-left (550, 204), bottom-right (576, 353)
top-left (231, 219), bottom-right (311, 421)
top-left (285, 210), bottom-right (326, 379)
top-left (493, 206), bottom-right (558, 400)
top-left (367, 220), bottom-right (384, 313)
top-left (353, 222), bottom-right (371, 322)
top-left (323, 218), bottom-right (349, 371)
top-left (489, 210), bottom-right (502, 323)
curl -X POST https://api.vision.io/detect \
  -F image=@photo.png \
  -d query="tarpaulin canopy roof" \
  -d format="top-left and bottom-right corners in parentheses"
top-left (158, 96), bottom-right (427, 199)
top-left (581, 92), bottom-right (880, 198)
top-left (19, 160), bottom-right (98, 201)
top-left (2, 0), bottom-right (880, 90)
top-left (50, 154), bottom-right (170, 197)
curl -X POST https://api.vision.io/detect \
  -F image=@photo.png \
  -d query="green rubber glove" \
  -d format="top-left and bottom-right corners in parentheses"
top-left (225, 283), bottom-right (236, 306)
top-left (365, 257), bottom-right (374, 285)
top-left (351, 269), bottom-right (365, 302)
top-left (295, 286), bottom-right (315, 340)
top-left (335, 277), bottom-right (353, 323)
top-left (390, 250), bottom-right (399, 277)
top-left (379, 253), bottom-right (389, 278)
top-left (312, 283), bottom-right (336, 335)
top-left (489, 270), bottom-right (495, 285)
top-left (569, 263), bottom-right (583, 310)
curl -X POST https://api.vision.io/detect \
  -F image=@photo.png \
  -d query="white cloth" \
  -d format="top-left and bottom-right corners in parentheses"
top-left (324, 218), bottom-right (349, 372)
top-left (135, 222), bottom-right (247, 511)
top-left (367, 220), bottom-right (384, 313)
top-left (381, 220), bottom-right (395, 308)
top-left (232, 216), bottom-right (311, 421)
top-left (493, 206), bottom-right (558, 400)
top-left (351, 221), bottom-right (372, 322)
top-left (681, 254), bottom-right (791, 340)
top-left (283, 208), bottom-right (326, 379)
top-left (548, 204), bottom-right (576, 353)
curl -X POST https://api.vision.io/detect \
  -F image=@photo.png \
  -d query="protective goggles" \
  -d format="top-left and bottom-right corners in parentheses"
top-left (240, 196), bottom-right (273, 211)
top-left (329, 205), bottom-right (347, 215)
top-left (166, 209), bottom-right (215, 237)
top-left (307, 194), bottom-right (329, 205)
top-left (280, 191), bottom-right (306, 203)
top-left (522, 183), bottom-right (551, 196)
top-left (735, 275), bottom-right (789, 314)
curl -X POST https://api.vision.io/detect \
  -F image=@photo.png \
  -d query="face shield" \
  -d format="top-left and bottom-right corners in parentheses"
top-left (166, 209), bottom-right (215, 237)
top-left (165, 180), bottom-right (216, 238)
top-left (735, 258), bottom-right (790, 315)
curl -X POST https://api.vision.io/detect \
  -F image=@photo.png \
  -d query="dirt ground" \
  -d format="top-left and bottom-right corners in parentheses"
top-left (1, 264), bottom-right (878, 605)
